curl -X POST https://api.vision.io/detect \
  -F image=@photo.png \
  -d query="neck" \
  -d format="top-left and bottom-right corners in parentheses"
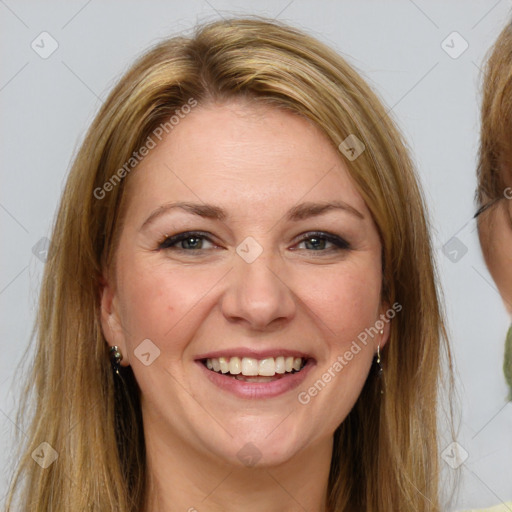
top-left (141, 423), bottom-right (333, 512)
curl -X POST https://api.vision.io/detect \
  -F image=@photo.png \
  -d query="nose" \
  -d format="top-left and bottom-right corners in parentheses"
top-left (220, 252), bottom-right (296, 331)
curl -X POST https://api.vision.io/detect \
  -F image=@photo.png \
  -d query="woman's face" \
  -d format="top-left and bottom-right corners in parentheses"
top-left (478, 197), bottom-right (512, 314)
top-left (101, 100), bottom-right (389, 468)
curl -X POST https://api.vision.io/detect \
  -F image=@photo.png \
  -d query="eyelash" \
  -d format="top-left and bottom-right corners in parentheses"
top-left (157, 231), bottom-right (351, 253)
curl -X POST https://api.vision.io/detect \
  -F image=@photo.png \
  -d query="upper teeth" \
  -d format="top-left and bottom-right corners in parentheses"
top-left (205, 356), bottom-right (304, 376)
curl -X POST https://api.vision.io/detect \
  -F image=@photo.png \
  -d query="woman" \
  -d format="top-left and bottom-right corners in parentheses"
top-left (476, 20), bottom-right (512, 402)
top-left (5, 17), bottom-right (451, 511)
top-left (470, 18), bottom-right (512, 512)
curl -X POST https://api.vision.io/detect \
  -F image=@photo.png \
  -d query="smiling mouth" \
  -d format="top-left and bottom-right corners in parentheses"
top-left (202, 356), bottom-right (307, 382)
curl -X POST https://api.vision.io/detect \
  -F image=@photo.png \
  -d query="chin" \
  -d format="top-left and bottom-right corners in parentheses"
top-left (224, 439), bottom-right (306, 469)
top-left (198, 417), bottom-right (315, 469)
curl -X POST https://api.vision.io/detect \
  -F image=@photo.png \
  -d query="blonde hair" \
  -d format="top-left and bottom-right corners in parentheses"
top-left (6, 17), bottom-right (451, 511)
top-left (477, 20), bottom-right (512, 205)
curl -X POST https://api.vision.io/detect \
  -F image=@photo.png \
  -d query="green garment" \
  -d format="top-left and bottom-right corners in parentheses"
top-left (462, 332), bottom-right (512, 512)
top-left (505, 325), bottom-right (512, 401)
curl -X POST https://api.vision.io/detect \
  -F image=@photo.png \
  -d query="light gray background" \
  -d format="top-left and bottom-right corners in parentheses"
top-left (1, 1), bottom-right (511, 510)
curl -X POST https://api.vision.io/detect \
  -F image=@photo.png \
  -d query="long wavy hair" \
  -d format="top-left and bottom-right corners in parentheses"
top-left (6, 17), bottom-right (451, 511)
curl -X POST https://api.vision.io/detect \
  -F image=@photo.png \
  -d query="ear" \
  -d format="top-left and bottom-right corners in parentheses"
top-left (99, 274), bottom-right (130, 366)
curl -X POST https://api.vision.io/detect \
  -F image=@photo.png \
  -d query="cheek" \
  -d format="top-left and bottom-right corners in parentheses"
top-left (480, 212), bottom-right (512, 312)
top-left (489, 241), bottom-right (512, 313)
top-left (295, 259), bottom-right (382, 342)
top-left (116, 258), bottom-right (224, 348)
top-left (293, 264), bottom-right (381, 436)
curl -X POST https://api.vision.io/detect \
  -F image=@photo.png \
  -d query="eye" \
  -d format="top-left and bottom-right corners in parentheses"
top-left (158, 231), bottom-right (216, 251)
top-left (294, 232), bottom-right (350, 252)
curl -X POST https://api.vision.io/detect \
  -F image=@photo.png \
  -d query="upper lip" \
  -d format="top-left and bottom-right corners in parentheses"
top-left (195, 348), bottom-right (313, 360)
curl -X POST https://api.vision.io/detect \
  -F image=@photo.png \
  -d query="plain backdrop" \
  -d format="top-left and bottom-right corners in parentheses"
top-left (1, 1), bottom-right (511, 510)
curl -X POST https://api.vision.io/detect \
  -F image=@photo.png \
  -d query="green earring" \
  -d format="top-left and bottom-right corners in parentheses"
top-left (504, 325), bottom-right (512, 401)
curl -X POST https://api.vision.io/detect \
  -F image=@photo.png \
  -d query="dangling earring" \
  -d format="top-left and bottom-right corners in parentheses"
top-left (376, 344), bottom-right (383, 376)
top-left (376, 329), bottom-right (384, 394)
top-left (109, 345), bottom-right (123, 375)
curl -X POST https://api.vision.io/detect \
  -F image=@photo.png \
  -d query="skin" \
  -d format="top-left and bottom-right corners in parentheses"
top-left (478, 196), bottom-right (512, 314)
top-left (100, 100), bottom-right (390, 512)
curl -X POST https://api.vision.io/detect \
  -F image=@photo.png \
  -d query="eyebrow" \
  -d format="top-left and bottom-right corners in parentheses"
top-left (287, 201), bottom-right (364, 221)
top-left (140, 200), bottom-right (364, 231)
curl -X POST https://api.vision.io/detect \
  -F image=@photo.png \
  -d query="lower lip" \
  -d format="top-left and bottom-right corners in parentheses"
top-left (196, 359), bottom-right (315, 399)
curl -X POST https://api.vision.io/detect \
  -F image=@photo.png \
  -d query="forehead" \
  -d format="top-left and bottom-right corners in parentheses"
top-left (125, 101), bottom-right (369, 218)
